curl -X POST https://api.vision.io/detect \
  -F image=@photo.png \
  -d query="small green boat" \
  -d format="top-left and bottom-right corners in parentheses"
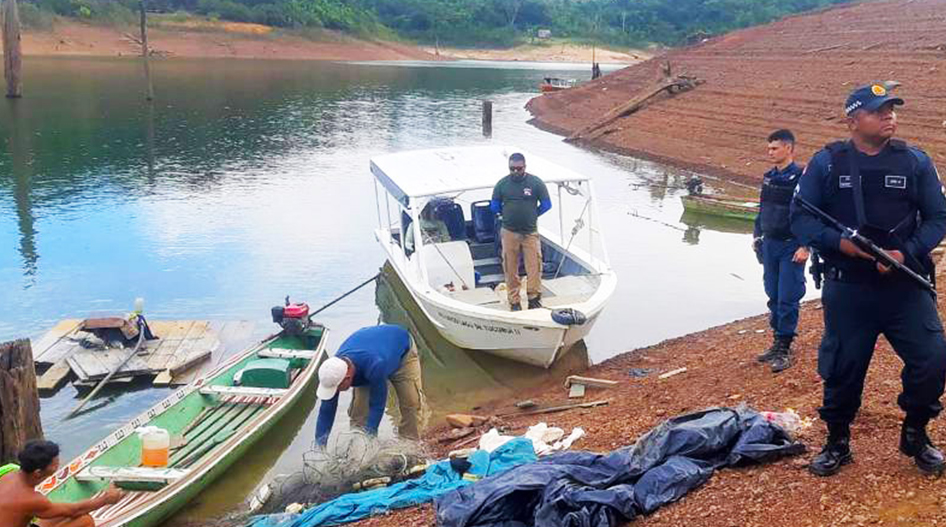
top-left (680, 194), bottom-right (759, 222)
top-left (39, 324), bottom-right (329, 527)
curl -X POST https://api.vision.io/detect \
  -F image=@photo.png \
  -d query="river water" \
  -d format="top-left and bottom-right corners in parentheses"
top-left (0, 57), bottom-right (815, 523)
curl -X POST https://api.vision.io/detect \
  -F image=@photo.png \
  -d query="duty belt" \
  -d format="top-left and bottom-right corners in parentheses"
top-left (824, 265), bottom-right (930, 285)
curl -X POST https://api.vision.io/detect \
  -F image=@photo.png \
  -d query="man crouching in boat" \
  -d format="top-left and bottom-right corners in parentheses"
top-left (314, 325), bottom-right (429, 446)
top-left (0, 440), bottom-right (123, 527)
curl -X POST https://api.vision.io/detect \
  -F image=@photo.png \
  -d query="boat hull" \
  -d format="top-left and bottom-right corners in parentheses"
top-left (680, 195), bottom-right (758, 221)
top-left (379, 242), bottom-right (614, 369)
top-left (416, 291), bottom-right (601, 368)
top-left (40, 328), bottom-right (329, 527)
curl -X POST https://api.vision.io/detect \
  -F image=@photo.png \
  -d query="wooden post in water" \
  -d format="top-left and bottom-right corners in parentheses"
top-left (0, 339), bottom-right (43, 463)
top-left (482, 100), bottom-right (493, 138)
top-left (2, 0), bottom-right (23, 98)
top-left (139, 0), bottom-right (154, 101)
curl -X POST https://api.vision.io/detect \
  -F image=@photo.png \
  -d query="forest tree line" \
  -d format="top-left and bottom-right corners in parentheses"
top-left (19, 0), bottom-right (853, 47)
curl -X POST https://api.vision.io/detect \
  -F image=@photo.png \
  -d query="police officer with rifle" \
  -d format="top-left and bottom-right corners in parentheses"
top-left (791, 83), bottom-right (946, 477)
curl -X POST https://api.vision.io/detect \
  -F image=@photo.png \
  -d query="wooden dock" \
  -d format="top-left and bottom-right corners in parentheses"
top-left (33, 319), bottom-right (256, 394)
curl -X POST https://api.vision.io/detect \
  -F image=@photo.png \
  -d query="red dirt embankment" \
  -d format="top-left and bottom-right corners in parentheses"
top-left (528, 0), bottom-right (946, 186)
top-left (9, 20), bottom-right (439, 61)
top-left (357, 277), bottom-right (946, 527)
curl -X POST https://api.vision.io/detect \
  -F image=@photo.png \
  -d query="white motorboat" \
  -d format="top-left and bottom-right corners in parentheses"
top-left (370, 146), bottom-right (616, 368)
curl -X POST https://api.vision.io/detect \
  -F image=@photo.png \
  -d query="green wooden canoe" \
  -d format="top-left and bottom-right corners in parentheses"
top-left (39, 325), bottom-right (329, 527)
top-left (680, 194), bottom-right (759, 222)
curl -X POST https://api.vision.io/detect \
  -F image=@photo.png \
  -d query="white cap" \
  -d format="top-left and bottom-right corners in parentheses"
top-left (317, 357), bottom-right (349, 400)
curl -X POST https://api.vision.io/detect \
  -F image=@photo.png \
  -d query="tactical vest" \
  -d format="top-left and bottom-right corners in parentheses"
top-left (759, 166), bottom-right (802, 240)
top-left (821, 139), bottom-right (923, 274)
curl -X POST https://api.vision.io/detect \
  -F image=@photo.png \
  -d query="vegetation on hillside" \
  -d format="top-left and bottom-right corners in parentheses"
top-left (19, 0), bottom-right (854, 47)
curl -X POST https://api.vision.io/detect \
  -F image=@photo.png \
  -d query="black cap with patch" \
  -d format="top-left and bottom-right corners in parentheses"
top-left (844, 83), bottom-right (904, 116)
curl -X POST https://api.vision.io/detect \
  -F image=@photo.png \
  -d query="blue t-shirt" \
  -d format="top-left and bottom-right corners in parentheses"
top-left (315, 325), bottom-right (412, 445)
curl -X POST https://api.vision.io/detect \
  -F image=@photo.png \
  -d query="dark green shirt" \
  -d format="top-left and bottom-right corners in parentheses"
top-left (492, 173), bottom-right (550, 234)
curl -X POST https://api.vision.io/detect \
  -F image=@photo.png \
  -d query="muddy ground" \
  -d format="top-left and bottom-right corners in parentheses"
top-left (527, 0), bottom-right (946, 187)
top-left (353, 276), bottom-right (946, 527)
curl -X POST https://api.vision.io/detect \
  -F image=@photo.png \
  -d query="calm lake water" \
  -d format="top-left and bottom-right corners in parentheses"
top-left (0, 57), bottom-right (815, 523)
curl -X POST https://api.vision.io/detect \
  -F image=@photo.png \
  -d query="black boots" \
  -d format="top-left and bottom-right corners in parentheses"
top-left (756, 336), bottom-right (780, 363)
top-left (758, 336), bottom-right (793, 373)
top-left (810, 420), bottom-right (945, 476)
top-left (900, 419), bottom-right (945, 475)
top-left (528, 296), bottom-right (543, 309)
top-left (809, 424), bottom-right (852, 477)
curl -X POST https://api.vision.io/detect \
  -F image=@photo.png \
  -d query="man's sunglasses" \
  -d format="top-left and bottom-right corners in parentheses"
top-left (510, 166), bottom-right (525, 172)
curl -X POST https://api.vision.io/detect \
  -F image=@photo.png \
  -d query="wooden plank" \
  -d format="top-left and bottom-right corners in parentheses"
top-left (172, 404), bottom-right (248, 465)
top-left (146, 321), bottom-right (197, 371)
top-left (568, 383), bottom-right (586, 398)
top-left (170, 350), bottom-right (212, 376)
top-left (37, 359), bottom-right (74, 394)
top-left (199, 386), bottom-right (286, 398)
top-left (563, 375), bottom-right (619, 389)
top-left (171, 321), bottom-right (255, 386)
top-left (258, 348), bottom-right (317, 360)
top-left (31, 319), bottom-right (83, 364)
top-left (77, 467), bottom-right (190, 484)
top-left (152, 370), bottom-right (174, 386)
top-left (38, 340), bottom-right (83, 370)
top-left (68, 349), bottom-right (152, 382)
top-left (168, 321), bottom-right (216, 376)
top-left (73, 377), bottom-right (134, 388)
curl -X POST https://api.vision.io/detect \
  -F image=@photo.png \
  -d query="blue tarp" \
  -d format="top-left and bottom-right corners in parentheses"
top-left (248, 438), bottom-right (537, 527)
top-left (435, 407), bottom-right (806, 527)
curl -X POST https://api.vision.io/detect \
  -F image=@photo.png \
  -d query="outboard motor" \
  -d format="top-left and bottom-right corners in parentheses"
top-left (271, 296), bottom-right (310, 335)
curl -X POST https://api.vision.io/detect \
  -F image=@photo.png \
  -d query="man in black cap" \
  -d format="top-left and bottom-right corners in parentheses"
top-left (754, 129), bottom-right (808, 373)
top-left (792, 83), bottom-right (946, 476)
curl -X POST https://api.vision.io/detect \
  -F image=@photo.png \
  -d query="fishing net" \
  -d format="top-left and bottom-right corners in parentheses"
top-left (202, 430), bottom-right (430, 527)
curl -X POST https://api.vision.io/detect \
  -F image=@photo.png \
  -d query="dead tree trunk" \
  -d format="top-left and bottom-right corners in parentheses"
top-left (139, 0), bottom-right (154, 101)
top-left (2, 0), bottom-right (23, 98)
top-left (0, 339), bottom-right (43, 463)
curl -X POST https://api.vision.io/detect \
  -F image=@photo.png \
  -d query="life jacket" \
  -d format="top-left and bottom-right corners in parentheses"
top-left (820, 139), bottom-right (927, 275)
top-left (759, 165), bottom-right (803, 240)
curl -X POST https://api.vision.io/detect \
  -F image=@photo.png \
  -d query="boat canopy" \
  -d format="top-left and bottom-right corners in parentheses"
top-left (371, 146), bottom-right (590, 205)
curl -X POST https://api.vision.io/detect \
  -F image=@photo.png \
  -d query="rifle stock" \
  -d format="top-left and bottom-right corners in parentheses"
top-left (794, 196), bottom-right (936, 295)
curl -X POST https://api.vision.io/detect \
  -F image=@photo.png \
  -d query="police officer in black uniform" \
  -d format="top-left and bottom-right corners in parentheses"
top-left (754, 129), bottom-right (808, 373)
top-left (792, 83), bottom-right (946, 476)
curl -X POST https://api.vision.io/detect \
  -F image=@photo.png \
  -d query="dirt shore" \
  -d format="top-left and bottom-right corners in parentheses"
top-left (353, 265), bottom-right (946, 527)
top-left (527, 0), bottom-right (946, 187)
top-left (425, 41), bottom-right (652, 64)
top-left (9, 19), bottom-right (440, 61)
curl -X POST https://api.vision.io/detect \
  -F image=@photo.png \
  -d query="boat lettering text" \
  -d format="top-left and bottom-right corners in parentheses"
top-left (436, 311), bottom-right (522, 336)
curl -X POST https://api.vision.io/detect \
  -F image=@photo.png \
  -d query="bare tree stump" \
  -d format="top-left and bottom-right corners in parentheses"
top-left (0, 339), bottom-right (44, 463)
top-left (2, 0), bottom-right (23, 98)
top-left (139, 0), bottom-right (154, 101)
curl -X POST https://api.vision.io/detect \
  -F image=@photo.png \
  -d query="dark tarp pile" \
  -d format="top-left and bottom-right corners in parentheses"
top-left (435, 407), bottom-right (806, 527)
top-left (246, 438), bottom-right (537, 527)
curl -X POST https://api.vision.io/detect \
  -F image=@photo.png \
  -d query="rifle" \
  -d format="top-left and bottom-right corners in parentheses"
top-left (794, 196), bottom-right (936, 296)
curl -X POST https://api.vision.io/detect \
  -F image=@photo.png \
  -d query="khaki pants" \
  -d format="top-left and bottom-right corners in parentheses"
top-left (348, 340), bottom-right (429, 440)
top-left (501, 228), bottom-right (542, 306)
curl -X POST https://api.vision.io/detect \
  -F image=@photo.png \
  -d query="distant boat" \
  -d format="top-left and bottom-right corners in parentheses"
top-left (680, 194), bottom-right (759, 222)
top-left (539, 77), bottom-right (575, 92)
top-left (38, 324), bottom-right (329, 526)
top-left (370, 146), bottom-right (617, 368)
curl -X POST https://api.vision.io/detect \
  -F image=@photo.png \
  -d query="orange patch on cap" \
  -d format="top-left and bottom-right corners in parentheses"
top-left (871, 84), bottom-right (887, 96)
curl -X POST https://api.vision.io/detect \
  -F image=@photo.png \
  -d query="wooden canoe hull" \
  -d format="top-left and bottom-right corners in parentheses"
top-left (40, 326), bottom-right (329, 527)
top-left (680, 195), bottom-right (759, 222)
